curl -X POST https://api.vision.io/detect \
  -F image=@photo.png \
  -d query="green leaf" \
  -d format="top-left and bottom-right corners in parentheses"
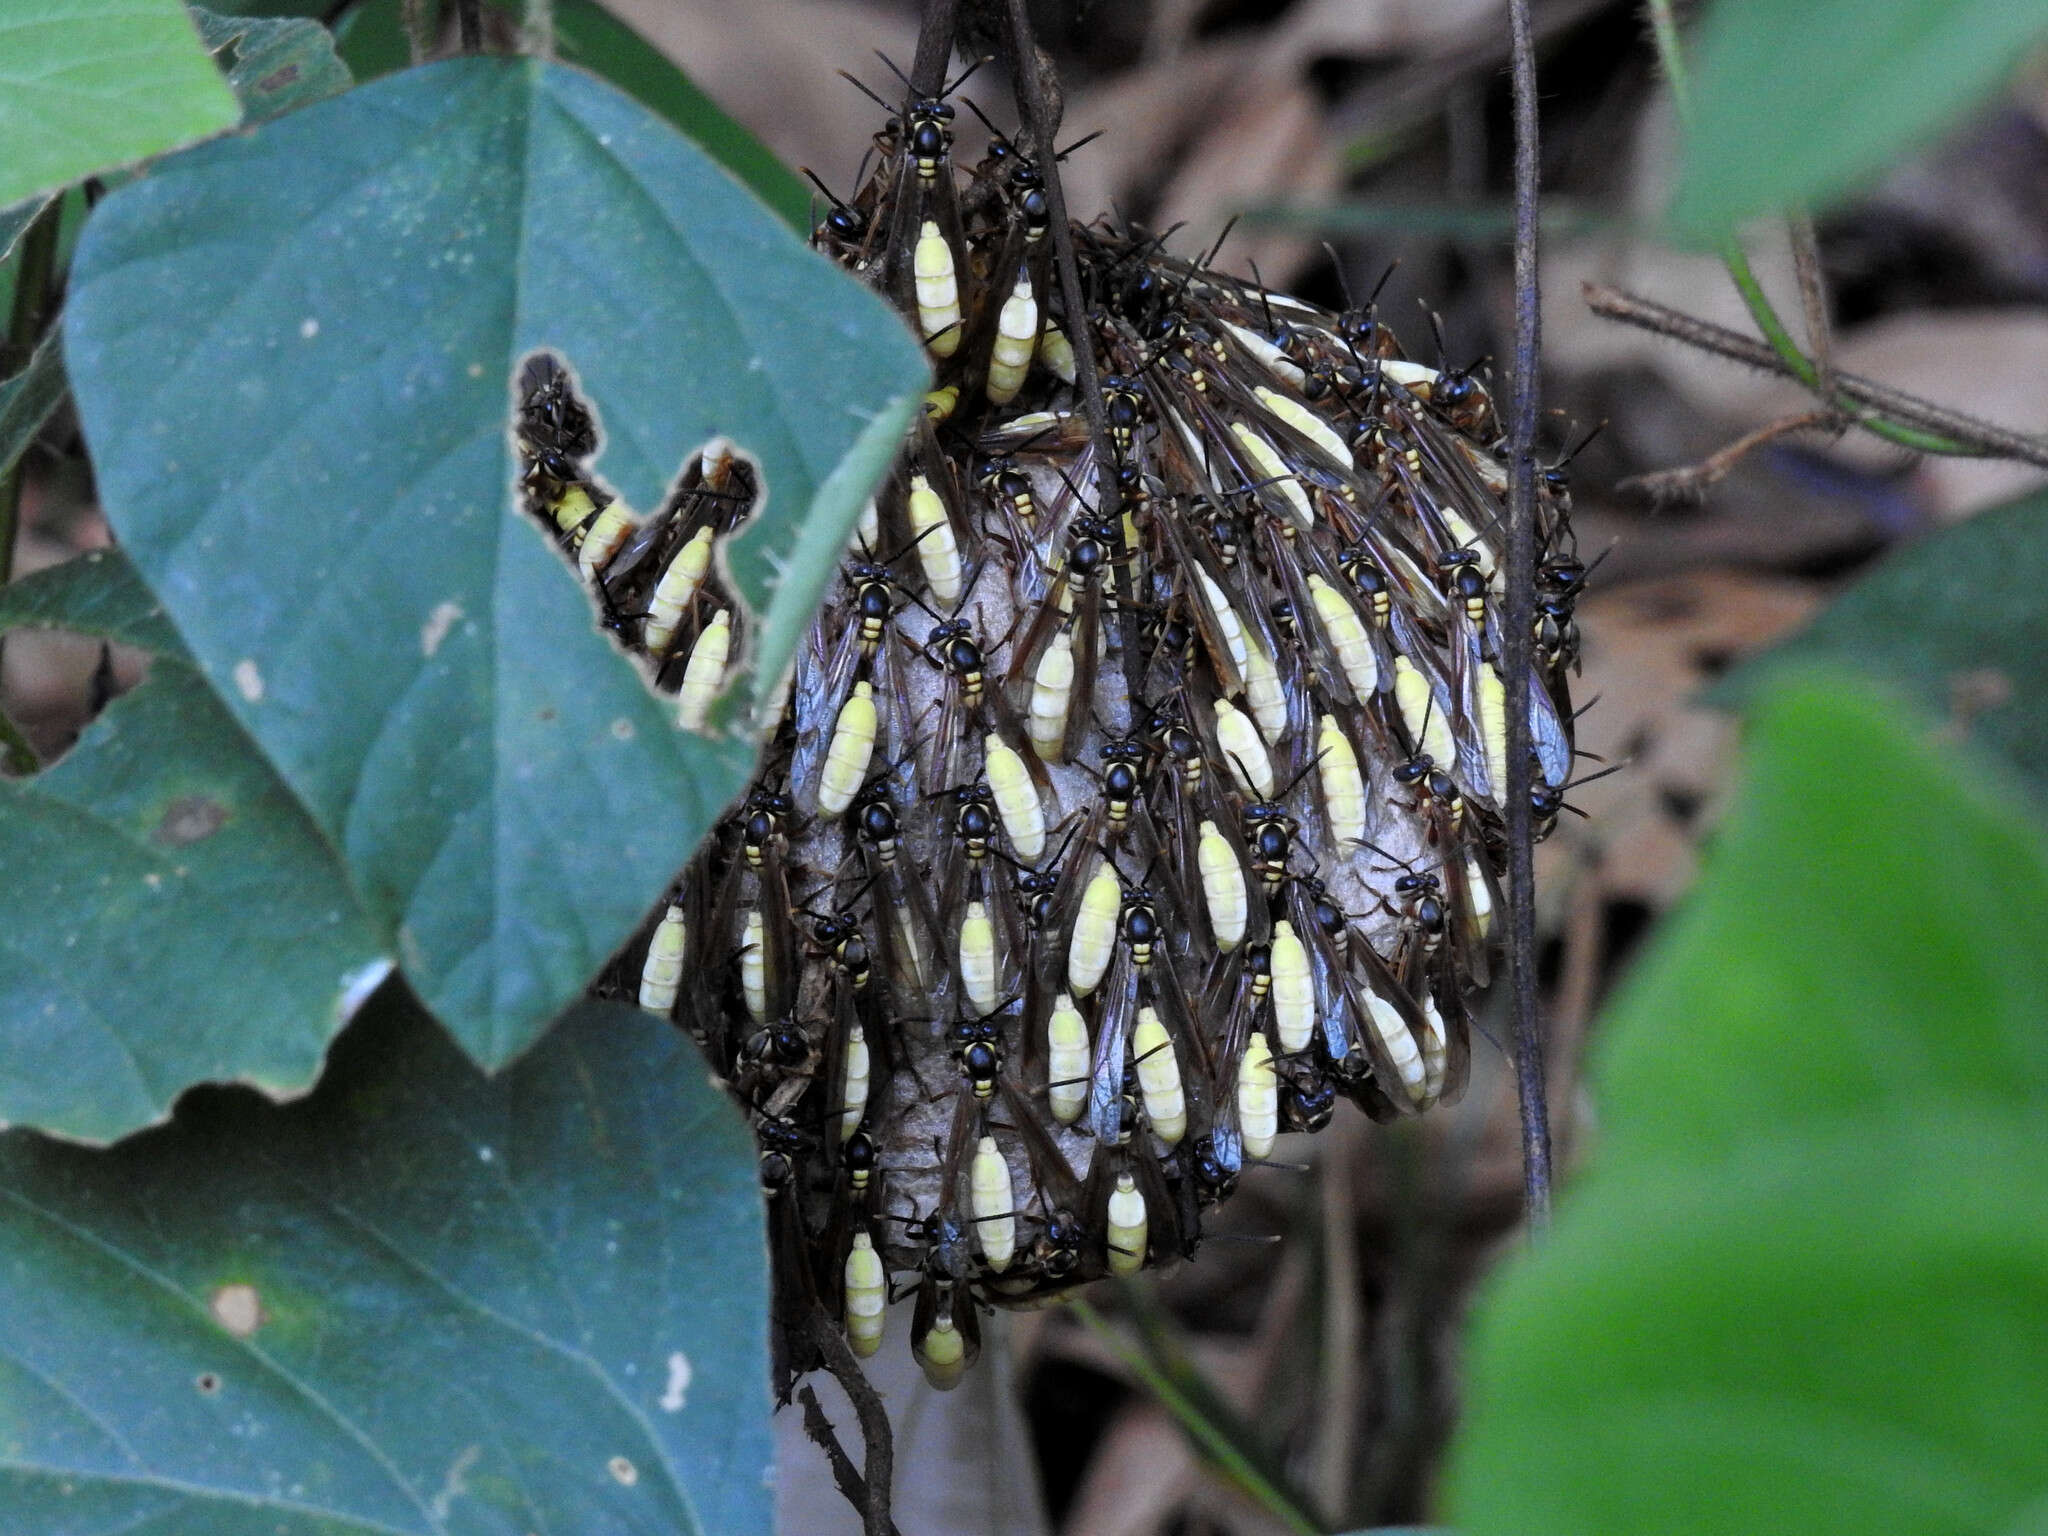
top-left (0, 327), bottom-right (65, 482)
top-left (0, 554), bottom-right (389, 1141)
top-left (0, 996), bottom-right (774, 1534)
top-left (0, 544), bottom-right (186, 656)
top-left (1673, 0), bottom-right (2048, 238)
top-left (1447, 676), bottom-right (2048, 1536)
top-left (0, 0), bottom-right (241, 207)
top-left (1711, 489), bottom-right (2048, 809)
top-left (63, 56), bottom-right (925, 1071)
top-left (190, 4), bottom-right (353, 123)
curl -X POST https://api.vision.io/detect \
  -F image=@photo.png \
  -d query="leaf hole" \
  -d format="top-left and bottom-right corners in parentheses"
top-left (509, 349), bottom-right (767, 730)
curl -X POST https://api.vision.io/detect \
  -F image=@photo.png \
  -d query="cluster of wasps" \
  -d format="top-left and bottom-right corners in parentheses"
top-left (519, 58), bottom-right (1590, 1394)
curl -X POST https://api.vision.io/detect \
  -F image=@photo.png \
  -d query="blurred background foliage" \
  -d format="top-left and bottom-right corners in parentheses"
top-left (3, 0), bottom-right (2046, 1533)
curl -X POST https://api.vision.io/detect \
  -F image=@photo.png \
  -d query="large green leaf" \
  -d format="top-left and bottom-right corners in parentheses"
top-left (1712, 489), bottom-right (2048, 809)
top-left (0, 552), bottom-right (391, 1141)
top-left (0, 996), bottom-right (774, 1534)
top-left (64, 56), bottom-right (924, 1070)
top-left (1447, 676), bottom-right (2048, 1536)
top-left (1673, 0), bottom-right (2048, 238)
top-left (0, 0), bottom-right (240, 207)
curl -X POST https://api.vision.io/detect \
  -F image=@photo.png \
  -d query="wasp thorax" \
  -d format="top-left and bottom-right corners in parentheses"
top-left (527, 77), bottom-right (1581, 1392)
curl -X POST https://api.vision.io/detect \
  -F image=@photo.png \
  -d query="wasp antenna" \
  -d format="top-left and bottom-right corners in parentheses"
top-left (1055, 128), bottom-right (1104, 161)
top-left (942, 55), bottom-right (988, 99)
top-left (1564, 759), bottom-right (1630, 792)
top-left (839, 69), bottom-right (893, 113)
top-left (960, 94), bottom-right (1004, 138)
top-left (873, 49), bottom-right (915, 93)
top-left (901, 586), bottom-right (945, 624)
top-left (1201, 214), bottom-right (1241, 272)
top-left (1424, 305), bottom-right (1452, 365)
top-left (800, 167), bottom-right (851, 210)
top-left (1367, 258), bottom-right (1400, 305)
top-left (1564, 419), bottom-right (1609, 461)
top-left (1322, 241), bottom-right (1356, 311)
top-left (1357, 836), bottom-right (1421, 876)
top-left (1245, 257), bottom-right (1279, 336)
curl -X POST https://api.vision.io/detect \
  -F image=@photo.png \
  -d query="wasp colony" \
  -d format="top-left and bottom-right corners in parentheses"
top-left (517, 62), bottom-right (1586, 1393)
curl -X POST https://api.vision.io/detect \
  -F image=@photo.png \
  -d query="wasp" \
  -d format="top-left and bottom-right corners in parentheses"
top-left (936, 782), bottom-right (1026, 1011)
top-left (848, 784), bottom-right (950, 1014)
top-left (1085, 872), bottom-right (1210, 1152)
top-left (1002, 502), bottom-right (1120, 764)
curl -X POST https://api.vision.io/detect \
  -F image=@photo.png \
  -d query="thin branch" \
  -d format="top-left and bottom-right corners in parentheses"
top-left (1003, 0), bottom-right (1145, 720)
top-left (1787, 212), bottom-right (1833, 402)
top-left (797, 1385), bottom-right (906, 1536)
top-left (1615, 408), bottom-right (1843, 504)
top-left (1640, 0), bottom-right (1993, 460)
top-left (909, 0), bottom-right (960, 97)
top-left (1502, 0), bottom-right (1553, 1232)
top-left (400, 0), bottom-right (431, 64)
top-left (520, 0), bottom-right (555, 60)
top-left (804, 1304), bottom-right (898, 1536)
top-left (1582, 281), bottom-right (2048, 469)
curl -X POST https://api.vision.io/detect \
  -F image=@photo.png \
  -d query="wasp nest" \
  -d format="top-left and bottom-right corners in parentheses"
top-left (519, 86), bottom-right (1585, 1393)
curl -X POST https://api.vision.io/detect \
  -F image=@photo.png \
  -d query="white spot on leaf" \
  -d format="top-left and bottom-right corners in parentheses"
top-left (429, 1444), bottom-right (480, 1518)
top-left (659, 1351), bottom-right (692, 1412)
top-left (421, 601), bottom-right (464, 657)
top-left (209, 1283), bottom-right (263, 1338)
top-left (299, 318), bottom-right (319, 339)
top-left (233, 660), bottom-right (264, 703)
top-left (607, 1455), bottom-right (638, 1486)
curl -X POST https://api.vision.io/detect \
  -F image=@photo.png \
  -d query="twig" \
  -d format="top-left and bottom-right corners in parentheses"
top-left (797, 1385), bottom-right (906, 1536)
top-left (1582, 281), bottom-right (2048, 469)
top-left (400, 0), bottom-right (430, 63)
top-left (520, 0), bottom-right (555, 60)
top-left (909, 0), bottom-right (959, 96)
top-left (805, 1304), bottom-right (898, 1536)
top-left (1310, 1118), bottom-right (1363, 1523)
top-left (1615, 407), bottom-right (1842, 504)
top-left (1502, 0), bottom-right (1553, 1232)
top-left (1787, 212), bottom-right (1833, 402)
top-left (1003, 0), bottom-right (1145, 719)
top-left (454, 0), bottom-right (481, 53)
top-left (1640, 0), bottom-right (1997, 461)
